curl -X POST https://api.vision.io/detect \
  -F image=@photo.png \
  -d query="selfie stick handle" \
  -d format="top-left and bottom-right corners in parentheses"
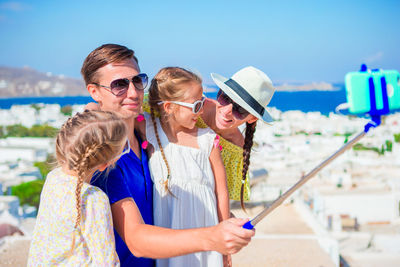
top-left (243, 120), bottom-right (380, 230)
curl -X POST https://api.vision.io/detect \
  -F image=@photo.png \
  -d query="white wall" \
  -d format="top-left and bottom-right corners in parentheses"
top-left (0, 147), bottom-right (37, 162)
top-left (322, 193), bottom-right (400, 224)
top-left (0, 137), bottom-right (54, 152)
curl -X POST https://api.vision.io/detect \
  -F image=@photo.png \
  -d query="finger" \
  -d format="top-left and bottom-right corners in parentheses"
top-left (227, 217), bottom-right (249, 226)
top-left (225, 223), bottom-right (255, 239)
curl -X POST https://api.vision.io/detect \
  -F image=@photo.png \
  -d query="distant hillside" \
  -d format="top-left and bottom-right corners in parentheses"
top-left (204, 81), bottom-right (343, 93)
top-left (275, 81), bottom-right (342, 91)
top-left (0, 66), bottom-right (87, 97)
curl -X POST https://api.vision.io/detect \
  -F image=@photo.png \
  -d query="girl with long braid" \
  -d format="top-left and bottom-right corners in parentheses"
top-left (142, 66), bottom-right (275, 211)
top-left (145, 67), bottom-right (230, 267)
top-left (28, 110), bottom-right (130, 266)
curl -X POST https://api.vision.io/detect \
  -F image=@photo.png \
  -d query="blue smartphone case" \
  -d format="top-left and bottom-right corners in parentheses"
top-left (345, 69), bottom-right (400, 114)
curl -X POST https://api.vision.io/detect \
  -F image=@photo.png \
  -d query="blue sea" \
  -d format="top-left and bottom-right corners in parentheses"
top-left (0, 87), bottom-right (347, 115)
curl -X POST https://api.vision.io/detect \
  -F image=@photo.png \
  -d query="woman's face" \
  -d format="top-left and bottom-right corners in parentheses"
top-left (215, 90), bottom-right (257, 130)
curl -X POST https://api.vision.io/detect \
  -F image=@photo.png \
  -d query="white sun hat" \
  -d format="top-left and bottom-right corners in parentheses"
top-left (211, 66), bottom-right (275, 123)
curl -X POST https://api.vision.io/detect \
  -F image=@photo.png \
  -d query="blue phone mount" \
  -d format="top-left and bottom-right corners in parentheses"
top-left (360, 63), bottom-right (390, 132)
top-left (242, 219), bottom-right (254, 230)
top-left (242, 64), bottom-right (390, 230)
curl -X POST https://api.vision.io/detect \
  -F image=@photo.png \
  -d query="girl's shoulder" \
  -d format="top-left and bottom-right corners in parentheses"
top-left (82, 184), bottom-right (109, 206)
top-left (197, 127), bottom-right (217, 155)
top-left (45, 167), bottom-right (74, 185)
top-left (49, 168), bottom-right (108, 202)
top-left (197, 126), bottom-right (216, 138)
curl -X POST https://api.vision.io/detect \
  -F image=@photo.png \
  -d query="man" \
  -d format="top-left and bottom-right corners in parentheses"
top-left (83, 44), bottom-right (254, 266)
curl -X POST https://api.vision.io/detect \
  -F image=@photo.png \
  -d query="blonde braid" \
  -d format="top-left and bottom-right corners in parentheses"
top-left (150, 108), bottom-right (175, 197)
top-left (69, 144), bottom-right (98, 254)
top-left (73, 145), bottom-right (96, 229)
top-left (56, 110), bottom-right (128, 257)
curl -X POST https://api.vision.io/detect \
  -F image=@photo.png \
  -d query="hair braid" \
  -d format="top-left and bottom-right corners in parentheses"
top-left (56, 110), bottom-right (128, 256)
top-left (70, 143), bottom-right (101, 254)
top-left (150, 108), bottom-right (175, 197)
top-left (240, 121), bottom-right (257, 211)
top-left (73, 144), bottom-right (99, 229)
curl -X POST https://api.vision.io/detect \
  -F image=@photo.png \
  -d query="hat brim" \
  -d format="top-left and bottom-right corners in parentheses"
top-left (211, 72), bottom-right (274, 123)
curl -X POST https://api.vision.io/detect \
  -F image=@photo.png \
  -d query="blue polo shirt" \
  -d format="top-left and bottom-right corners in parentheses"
top-left (92, 132), bottom-right (154, 267)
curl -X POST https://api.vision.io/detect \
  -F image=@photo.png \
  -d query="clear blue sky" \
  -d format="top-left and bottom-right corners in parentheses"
top-left (0, 0), bottom-right (399, 84)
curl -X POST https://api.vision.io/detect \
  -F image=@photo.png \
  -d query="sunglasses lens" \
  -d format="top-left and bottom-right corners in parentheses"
top-left (217, 90), bottom-right (249, 119)
top-left (132, 73), bottom-right (148, 90)
top-left (233, 106), bottom-right (249, 120)
top-left (194, 101), bottom-right (203, 113)
top-left (217, 91), bottom-right (230, 106)
top-left (110, 78), bottom-right (130, 96)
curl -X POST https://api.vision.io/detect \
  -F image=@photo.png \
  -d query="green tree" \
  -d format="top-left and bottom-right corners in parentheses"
top-left (0, 125), bottom-right (4, 138)
top-left (353, 143), bottom-right (384, 155)
top-left (379, 145), bottom-right (385, 155)
top-left (394, 133), bottom-right (400, 143)
top-left (5, 124), bottom-right (58, 138)
top-left (30, 104), bottom-right (42, 112)
top-left (6, 124), bottom-right (29, 137)
top-left (30, 124), bottom-right (58, 137)
top-left (11, 180), bottom-right (45, 209)
top-left (386, 140), bottom-right (393, 152)
top-left (60, 105), bottom-right (73, 116)
top-left (34, 154), bottom-right (56, 178)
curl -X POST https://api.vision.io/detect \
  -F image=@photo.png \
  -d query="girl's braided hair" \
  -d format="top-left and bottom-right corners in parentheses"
top-left (55, 110), bottom-right (127, 253)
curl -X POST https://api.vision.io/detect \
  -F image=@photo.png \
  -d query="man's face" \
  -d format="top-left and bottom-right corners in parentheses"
top-left (90, 59), bottom-right (144, 119)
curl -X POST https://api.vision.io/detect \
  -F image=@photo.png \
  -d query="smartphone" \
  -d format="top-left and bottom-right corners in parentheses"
top-left (345, 69), bottom-right (400, 114)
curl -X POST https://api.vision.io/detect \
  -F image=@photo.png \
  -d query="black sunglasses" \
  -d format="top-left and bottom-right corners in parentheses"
top-left (217, 90), bottom-right (250, 120)
top-left (93, 73), bottom-right (148, 96)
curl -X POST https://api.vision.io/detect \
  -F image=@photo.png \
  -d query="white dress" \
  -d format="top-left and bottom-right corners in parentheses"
top-left (145, 113), bottom-right (223, 267)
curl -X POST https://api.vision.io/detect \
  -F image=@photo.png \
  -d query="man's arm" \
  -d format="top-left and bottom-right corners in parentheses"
top-left (111, 198), bottom-right (254, 259)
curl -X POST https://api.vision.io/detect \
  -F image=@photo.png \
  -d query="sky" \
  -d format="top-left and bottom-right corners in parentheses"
top-left (0, 0), bottom-right (399, 84)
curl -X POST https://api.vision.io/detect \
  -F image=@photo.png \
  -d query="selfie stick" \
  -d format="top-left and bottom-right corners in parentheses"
top-left (243, 64), bottom-right (389, 230)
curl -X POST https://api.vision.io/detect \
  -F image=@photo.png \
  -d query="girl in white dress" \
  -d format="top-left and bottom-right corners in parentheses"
top-left (145, 67), bottom-right (230, 267)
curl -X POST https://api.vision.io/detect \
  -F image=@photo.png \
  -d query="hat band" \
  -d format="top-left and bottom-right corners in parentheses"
top-left (224, 79), bottom-right (265, 117)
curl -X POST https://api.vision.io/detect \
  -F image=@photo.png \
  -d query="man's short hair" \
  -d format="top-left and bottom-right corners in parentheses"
top-left (81, 44), bottom-right (139, 86)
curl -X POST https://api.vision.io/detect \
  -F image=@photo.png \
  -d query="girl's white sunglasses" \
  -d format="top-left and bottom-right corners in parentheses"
top-left (158, 96), bottom-right (206, 114)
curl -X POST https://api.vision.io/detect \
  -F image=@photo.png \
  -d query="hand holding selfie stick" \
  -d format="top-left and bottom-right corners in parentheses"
top-left (243, 64), bottom-right (391, 230)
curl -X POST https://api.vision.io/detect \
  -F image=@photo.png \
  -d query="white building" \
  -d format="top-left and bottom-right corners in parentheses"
top-left (0, 137), bottom-right (54, 154)
top-left (0, 104), bottom-right (85, 128)
top-left (0, 195), bottom-right (20, 225)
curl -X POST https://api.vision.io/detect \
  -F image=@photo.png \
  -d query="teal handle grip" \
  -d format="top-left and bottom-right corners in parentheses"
top-left (242, 221), bottom-right (254, 230)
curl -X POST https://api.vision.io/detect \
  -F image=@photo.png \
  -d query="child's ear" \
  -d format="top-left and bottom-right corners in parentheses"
top-left (97, 163), bottom-right (108, 172)
top-left (162, 102), bottom-right (173, 115)
top-left (87, 84), bottom-right (102, 103)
